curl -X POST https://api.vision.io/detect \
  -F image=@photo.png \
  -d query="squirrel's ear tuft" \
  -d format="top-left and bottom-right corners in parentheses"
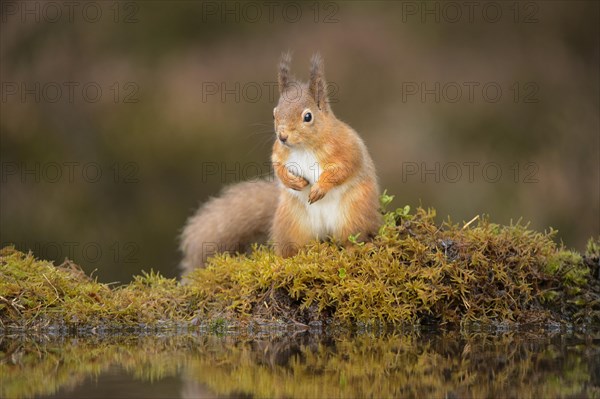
top-left (278, 51), bottom-right (293, 94)
top-left (309, 53), bottom-right (330, 113)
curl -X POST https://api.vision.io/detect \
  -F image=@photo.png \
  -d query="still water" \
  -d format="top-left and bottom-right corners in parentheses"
top-left (2, 328), bottom-right (599, 398)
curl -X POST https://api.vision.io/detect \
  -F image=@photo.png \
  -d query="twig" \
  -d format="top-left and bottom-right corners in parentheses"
top-left (463, 215), bottom-right (480, 230)
top-left (0, 295), bottom-right (22, 316)
top-left (42, 274), bottom-right (61, 301)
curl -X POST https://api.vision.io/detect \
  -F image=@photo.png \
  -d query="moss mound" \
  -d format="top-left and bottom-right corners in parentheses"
top-left (0, 248), bottom-right (199, 331)
top-left (188, 197), bottom-right (600, 327)
top-left (1, 197), bottom-right (599, 330)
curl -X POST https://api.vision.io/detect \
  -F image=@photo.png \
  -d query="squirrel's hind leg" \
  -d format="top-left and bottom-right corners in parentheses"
top-left (271, 197), bottom-right (313, 258)
top-left (338, 182), bottom-right (382, 245)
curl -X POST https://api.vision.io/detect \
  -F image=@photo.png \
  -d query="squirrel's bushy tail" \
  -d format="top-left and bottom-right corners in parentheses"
top-left (180, 180), bottom-right (279, 274)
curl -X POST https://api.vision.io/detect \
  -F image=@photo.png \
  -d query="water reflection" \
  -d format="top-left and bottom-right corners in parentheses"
top-left (1, 329), bottom-right (599, 398)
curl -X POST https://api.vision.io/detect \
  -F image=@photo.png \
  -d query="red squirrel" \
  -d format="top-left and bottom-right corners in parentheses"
top-left (180, 53), bottom-right (381, 273)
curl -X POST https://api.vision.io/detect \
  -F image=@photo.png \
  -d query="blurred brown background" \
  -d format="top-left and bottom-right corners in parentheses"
top-left (1, 1), bottom-right (598, 283)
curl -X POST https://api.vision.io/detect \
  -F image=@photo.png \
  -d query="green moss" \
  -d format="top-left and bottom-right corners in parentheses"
top-left (1, 195), bottom-right (599, 330)
top-left (0, 248), bottom-right (199, 330)
top-left (185, 204), bottom-right (598, 326)
top-left (586, 237), bottom-right (600, 259)
top-left (546, 251), bottom-right (586, 282)
top-left (2, 332), bottom-right (599, 399)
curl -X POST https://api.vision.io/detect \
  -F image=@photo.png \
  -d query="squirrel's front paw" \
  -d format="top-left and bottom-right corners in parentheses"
top-left (308, 183), bottom-right (328, 204)
top-left (287, 176), bottom-right (309, 191)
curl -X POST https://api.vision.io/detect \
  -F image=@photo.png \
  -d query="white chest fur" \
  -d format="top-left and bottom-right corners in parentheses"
top-left (285, 148), bottom-right (321, 184)
top-left (283, 148), bottom-right (352, 238)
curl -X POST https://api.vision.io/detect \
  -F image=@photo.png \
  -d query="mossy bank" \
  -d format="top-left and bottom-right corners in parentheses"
top-left (1, 196), bottom-right (599, 331)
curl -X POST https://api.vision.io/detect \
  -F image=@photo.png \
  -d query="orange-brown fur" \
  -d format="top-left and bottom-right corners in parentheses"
top-left (270, 53), bottom-right (381, 256)
top-left (180, 53), bottom-right (380, 274)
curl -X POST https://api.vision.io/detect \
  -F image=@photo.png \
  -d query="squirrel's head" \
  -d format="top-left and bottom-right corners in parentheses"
top-left (273, 52), bottom-right (332, 147)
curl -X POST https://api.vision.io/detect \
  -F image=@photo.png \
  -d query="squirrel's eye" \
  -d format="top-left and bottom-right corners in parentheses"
top-left (303, 112), bottom-right (312, 123)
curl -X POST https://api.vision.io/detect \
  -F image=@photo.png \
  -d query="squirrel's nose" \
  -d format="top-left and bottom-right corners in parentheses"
top-left (278, 134), bottom-right (288, 143)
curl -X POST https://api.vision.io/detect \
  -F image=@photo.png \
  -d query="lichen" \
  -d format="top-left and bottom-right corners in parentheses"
top-left (1, 194), bottom-right (599, 330)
